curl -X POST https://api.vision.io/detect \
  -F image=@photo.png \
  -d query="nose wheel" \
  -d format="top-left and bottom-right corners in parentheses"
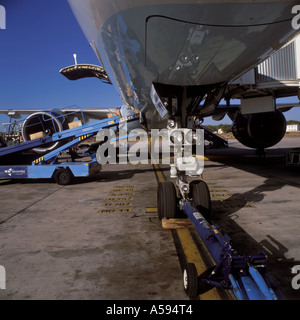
top-left (189, 180), bottom-right (211, 218)
top-left (157, 181), bottom-right (178, 219)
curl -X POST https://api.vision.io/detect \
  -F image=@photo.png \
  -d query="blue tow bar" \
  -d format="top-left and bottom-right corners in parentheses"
top-left (182, 200), bottom-right (280, 300)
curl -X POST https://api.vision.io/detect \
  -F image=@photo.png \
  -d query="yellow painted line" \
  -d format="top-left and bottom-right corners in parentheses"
top-left (211, 193), bottom-right (233, 197)
top-left (98, 208), bottom-right (132, 213)
top-left (112, 189), bottom-right (135, 192)
top-left (146, 207), bottom-right (158, 213)
top-left (196, 155), bottom-right (209, 161)
top-left (245, 203), bottom-right (256, 208)
top-left (114, 185), bottom-right (136, 188)
top-left (207, 185), bottom-right (224, 188)
top-left (150, 137), bottom-right (166, 182)
top-left (153, 163), bottom-right (165, 183)
top-left (177, 229), bottom-right (221, 300)
top-left (103, 202), bottom-right (132, 207)
top-left (108, 193), bottom-right (135, 196)
top-left (106, 197), bottom-right (134, 201)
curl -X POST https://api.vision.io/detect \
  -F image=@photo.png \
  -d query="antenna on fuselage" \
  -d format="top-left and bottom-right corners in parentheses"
top-left (73, 53), bottom-right (78, 65)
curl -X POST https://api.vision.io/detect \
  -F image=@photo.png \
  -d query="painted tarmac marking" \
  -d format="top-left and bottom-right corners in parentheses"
top-left (106, 197), bottom-right (134, 201)
top-left (209, 184), bottom-right (256, 209)
top-left (100, 185), bottom-right (135, 213)
top-left (103, 202), bottom-right (132, 207)
top-left (211, 193), bottom-right (233, 197)
top-left (153, 163), bottom-right (165, 183)
top-left (114, 185), bottom-right (136, 188)
top-left (146, 207), bottom-right (158, 213)
top-left (207, 184), bottom-right (225, 188)
top-left (98, 208), bottom-right (132, 213)
top-left (108, 193), bottom-right (135, 196)
top-left (209, 189), bottom-right (230, 193)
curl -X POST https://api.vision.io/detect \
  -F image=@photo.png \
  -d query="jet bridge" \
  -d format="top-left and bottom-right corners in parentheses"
top-left (226, 35), bottom-right (300, 103)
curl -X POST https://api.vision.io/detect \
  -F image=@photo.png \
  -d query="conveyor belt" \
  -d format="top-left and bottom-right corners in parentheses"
top-left (201, 126), bottom-right (228, 148)
top-left (0, 114), bottom-right (140, 159)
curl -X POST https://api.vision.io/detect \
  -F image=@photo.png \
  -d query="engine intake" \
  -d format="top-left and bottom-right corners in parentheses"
top-left (22, 111), bottom-right (69, 153)
top-left (232, 111), bottom-right (286, 150)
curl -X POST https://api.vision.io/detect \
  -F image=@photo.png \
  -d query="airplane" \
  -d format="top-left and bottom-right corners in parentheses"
top-left (0, 0), bottom-right (299, 215)
top-left (1, 1), bottom-right (299, 299)
top-left (63, 0), bottom-right (300, 151)
top-left (63, 0), bottom-right (300, 216)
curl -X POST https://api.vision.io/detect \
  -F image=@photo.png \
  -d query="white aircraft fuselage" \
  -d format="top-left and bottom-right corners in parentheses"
top-left (68, 0), bottom-right (299, 123)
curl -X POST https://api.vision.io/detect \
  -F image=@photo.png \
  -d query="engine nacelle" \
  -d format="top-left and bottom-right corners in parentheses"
top-left (232, 111), bottom-right (286, 149)
top-left (22, 111), bottom-right (69, 153)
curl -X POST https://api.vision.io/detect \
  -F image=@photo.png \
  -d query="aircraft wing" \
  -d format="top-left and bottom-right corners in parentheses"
top-left (209, 102), bottom-right (300, 121)
top-left (0, 107), bottom-right (121, 121)
top-left (275, 103), bottom-right (300, 112)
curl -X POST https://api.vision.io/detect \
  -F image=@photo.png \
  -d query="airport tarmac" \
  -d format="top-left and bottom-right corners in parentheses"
top-left (0, 137), bottom-right (300, 300)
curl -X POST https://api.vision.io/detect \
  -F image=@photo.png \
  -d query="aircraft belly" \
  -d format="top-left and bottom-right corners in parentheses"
top-left (68, 0), bottom-right (298, 112)
top-left (146, 18), bottom-right (293, 86)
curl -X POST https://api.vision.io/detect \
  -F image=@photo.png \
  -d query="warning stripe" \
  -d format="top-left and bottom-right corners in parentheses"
top-left (34, 157), bottom-right (44, 164)
top-left (79, 134), bottom-right (90, 141)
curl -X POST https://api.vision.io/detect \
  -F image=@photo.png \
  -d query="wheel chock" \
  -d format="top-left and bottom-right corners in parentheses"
top-left (162, 218), bottom-right (193, 229)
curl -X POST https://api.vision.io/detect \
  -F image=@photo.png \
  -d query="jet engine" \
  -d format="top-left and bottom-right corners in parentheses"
top-left (22, 111), bottom-right (69, 153)
top-left (232, 111), bottom-right (286, 150)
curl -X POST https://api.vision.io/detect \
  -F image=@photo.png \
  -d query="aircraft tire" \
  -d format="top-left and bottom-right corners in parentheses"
top-left (157, 181), bottom-right (177, 219)
top-left (190, 180), bottom-right (211, 218)
top-left (183, 263), bottom-right (198, 298)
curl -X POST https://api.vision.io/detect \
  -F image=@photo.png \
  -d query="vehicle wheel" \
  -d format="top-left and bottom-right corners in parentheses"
top-left (190, 180), bottom-right (211, 217)
top-left (54, 168), bottom-right (73, 185)
top-left (157, 181), bottom-right (177, 219)
top-left (183, 263), bottom-right (198, 298)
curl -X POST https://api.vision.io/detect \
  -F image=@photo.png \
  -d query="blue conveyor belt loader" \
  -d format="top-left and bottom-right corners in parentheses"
top-left (0, 113), bottom-right (140, 184)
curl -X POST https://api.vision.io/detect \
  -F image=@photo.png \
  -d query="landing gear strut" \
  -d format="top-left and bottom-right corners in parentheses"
top-left (157, 116), bottom-right (207, 220)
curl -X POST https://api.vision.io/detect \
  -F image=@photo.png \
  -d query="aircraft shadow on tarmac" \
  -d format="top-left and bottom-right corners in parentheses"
top-left (205, 150), bottom-right (300, 300)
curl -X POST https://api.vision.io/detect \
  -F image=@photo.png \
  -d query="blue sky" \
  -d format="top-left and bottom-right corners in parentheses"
top-left (0, 0), bottom-right (299, 131)
top-left (0, 0), bottom-right (123, 130)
